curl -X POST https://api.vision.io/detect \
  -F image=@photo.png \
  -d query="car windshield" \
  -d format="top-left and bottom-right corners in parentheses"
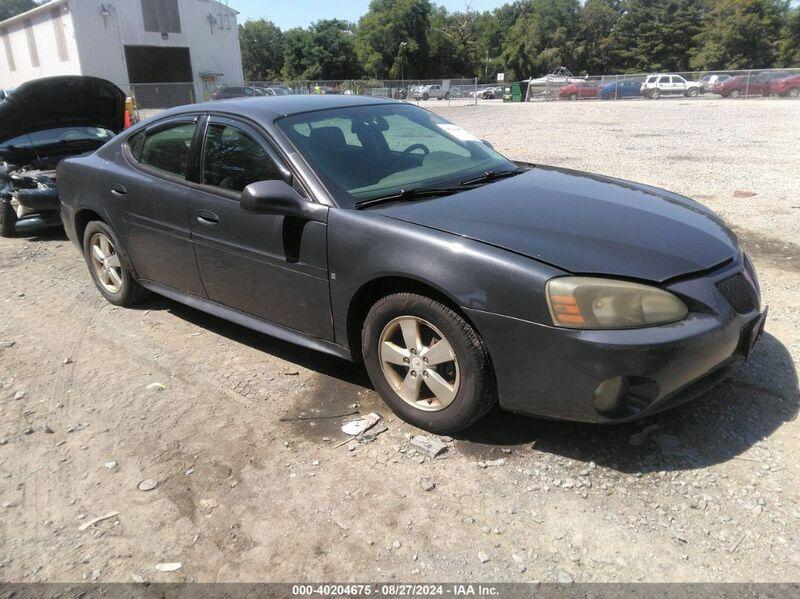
top-left (277, 103), bottom-right (516, 208)
top-left (0, 126), bottom-right (114, 149)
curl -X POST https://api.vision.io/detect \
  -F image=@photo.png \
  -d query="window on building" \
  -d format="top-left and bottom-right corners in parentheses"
top-left (23, 19), bottom-right (39, 67)
top-left (0, 28), bottom-right (15, 71)
top-left (141, 0), bottom-right (181, 34)
top-left (51, 8), bottom-right (68, 62)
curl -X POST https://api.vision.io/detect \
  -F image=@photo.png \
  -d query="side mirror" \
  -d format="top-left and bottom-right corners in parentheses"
top-left (240, 180), bottom-right (327, 223)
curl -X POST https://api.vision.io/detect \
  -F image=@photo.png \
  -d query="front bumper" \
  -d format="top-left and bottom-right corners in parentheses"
top-left (465, 260), bottom-right (766, 423)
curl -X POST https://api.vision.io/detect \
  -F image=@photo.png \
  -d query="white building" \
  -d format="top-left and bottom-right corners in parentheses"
top-left (0, 0), bottom-right (243, 105)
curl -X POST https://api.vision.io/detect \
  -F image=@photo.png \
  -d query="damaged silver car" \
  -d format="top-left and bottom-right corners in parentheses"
top-left (0, 76), bottom-right (125, 237)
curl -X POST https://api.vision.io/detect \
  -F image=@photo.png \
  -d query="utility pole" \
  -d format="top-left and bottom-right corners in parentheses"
top-left (485, 49), bottom-right (489, 84)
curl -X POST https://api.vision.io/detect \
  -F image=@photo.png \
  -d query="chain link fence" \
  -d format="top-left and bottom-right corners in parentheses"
top-left (120, 68), bottom-right (800, 122)
top-left (524, 67), bottom-right (800, 102)
top-left (124, 78), bottom-right (480, 121)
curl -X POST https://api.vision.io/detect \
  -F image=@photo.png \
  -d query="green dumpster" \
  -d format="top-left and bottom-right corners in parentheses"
top-left (503, 82), bottom-right (523, 102)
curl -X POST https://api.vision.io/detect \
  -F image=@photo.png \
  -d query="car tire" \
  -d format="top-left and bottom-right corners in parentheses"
top-left (82, 220), bottom-right (149, 307)
top-left (422, 93), bottom-right (429, 101)
top-left (730, 89), bottom-right (740, 98)
top-left (0, 200), bottom-right (17, 238)
top-left (686, 88), bottom-right (698, 97)
top-left (569, 93), bottom-right (578, 101)
top-left (362, 293), bottom-right (496, 434)
top-left (789, 88), bottom-right (799, 98)
top-left (444, 92), bottom-right (451, 100)
top-left (650, 89), bottom-right (660, 99)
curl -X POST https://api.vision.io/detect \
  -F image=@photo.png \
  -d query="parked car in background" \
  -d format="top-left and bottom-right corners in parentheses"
top-left (713, 71), bottom-right (793, 98)
top-left (598, 79), bottom-right (642, 99)
top-left (210, 85), bottom-right (265, 101)
top-left (558, 81), bottom-right (599, 100)
top-left (0, 76), bottom-right (125, 237)
top-left (699, 74), bottom-right (731, 94)
top-left (641, 74), bottom-right (700, 99)
top-left (57, 95), bottom-right (766, 433)
top-left (479, 86), bottom-right (503, 99)
top-left (412, 84), bottom-right (451, 101)
top-left (258, 86), bottom-right (290, 96)
top-left (768, 74), bottom-right (800, 97)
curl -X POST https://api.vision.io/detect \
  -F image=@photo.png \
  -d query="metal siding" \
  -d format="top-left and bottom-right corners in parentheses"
top-left (70, 0), bottom-right (242, 91)
top-left (51, 8), bottom-right (69, 61)
top-left (0, 4), bottom-right (81, 88)
top-left (1, 27), bottom-right (15, 73)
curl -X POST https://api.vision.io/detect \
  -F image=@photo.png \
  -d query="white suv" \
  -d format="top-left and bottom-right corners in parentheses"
top-left (412, 84), bottom-right (451, 101)
top-left (641, 74), bottom-right (700, 99)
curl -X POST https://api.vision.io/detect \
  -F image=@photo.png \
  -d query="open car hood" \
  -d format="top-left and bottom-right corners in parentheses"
top-left (373, 166), bottom-right (738, 283)
top-left (0, 76), bottom-right (125, 145)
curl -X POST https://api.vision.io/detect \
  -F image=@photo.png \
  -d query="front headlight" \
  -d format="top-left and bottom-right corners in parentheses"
top-left (546, 276), bottom-right (688, 329)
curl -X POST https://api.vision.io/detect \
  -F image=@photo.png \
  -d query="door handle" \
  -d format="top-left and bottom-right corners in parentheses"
top-left (196, 210), bottom-right (219, 226)
top-left (110, 184), bottom-right (127, 197)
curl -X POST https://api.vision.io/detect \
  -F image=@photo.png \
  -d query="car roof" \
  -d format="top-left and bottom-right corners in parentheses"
top-left (153, 94), bottom-right (401, 123)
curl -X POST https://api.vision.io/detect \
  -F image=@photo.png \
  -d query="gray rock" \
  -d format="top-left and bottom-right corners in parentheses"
top-left (556, 570), bottom-right (574, 583)
top-left (0, 341), bottom-right (15, 348)
top-left (13, 391), bottom-right (25, 401)
top-left (410, 435), bottom-right (448, 458)
top-left (478, 550), bottom-right (490, 563)
top-left (421, 478), bottom-right (436, 492)
top-left (137, 479), bottom-right (158, 492)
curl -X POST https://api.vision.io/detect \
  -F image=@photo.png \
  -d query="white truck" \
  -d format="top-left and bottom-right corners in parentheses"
top-left (412, 81), bottom-right (452, 101)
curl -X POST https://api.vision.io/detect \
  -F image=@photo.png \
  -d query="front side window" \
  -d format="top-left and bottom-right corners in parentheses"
top-left (277, 103), bottom-right (516, 208)
top-left (201, 123), bottom-right (281, 193)
top-left (129, 121), bottom-right (196, 178)
top-left (658, 76), bottom-right (670, 84)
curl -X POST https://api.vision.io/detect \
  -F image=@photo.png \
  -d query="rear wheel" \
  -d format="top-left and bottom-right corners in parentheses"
top-left (729, 89), bottom-right (741, 98)
top-left (422, 93), bottom-right (430, 101)
top-left (788, 88), bottom-right (799, 98)
top-left (362, 293), bottom-right (496, 433)
top-left (82, 221), bottom-right (149, 307)
top-left (444, 92), bottom-right (451, 100)
top-left (0, 201), bottom-right (17, 237)
top-left (569, 93), bottom-right (578, 101)
top-left (686, 88), bottom-right (698, 97)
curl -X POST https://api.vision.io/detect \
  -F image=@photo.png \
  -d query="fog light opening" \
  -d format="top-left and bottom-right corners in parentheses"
top-left (593, 376), bottom-right (629, 415)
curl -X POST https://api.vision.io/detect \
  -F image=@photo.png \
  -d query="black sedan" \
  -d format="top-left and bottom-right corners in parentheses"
top-left (56, 96), bottom-right (767, 433)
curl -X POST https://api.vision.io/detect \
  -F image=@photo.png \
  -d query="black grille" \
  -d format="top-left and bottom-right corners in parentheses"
top-left (716, 273), bottom-right (758, 314)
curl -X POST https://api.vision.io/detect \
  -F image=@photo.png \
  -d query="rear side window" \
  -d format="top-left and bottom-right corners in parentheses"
top-left (128, 122), bottom-right (197, 178)
top-left (659, 76), bottom-right (670, 84)
top-left (201, 123), bottom-right (281, 193)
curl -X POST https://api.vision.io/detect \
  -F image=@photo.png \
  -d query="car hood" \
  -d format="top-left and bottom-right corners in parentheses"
top-left (0, 76), bottom-right (125, 145)
top-left (373, 166), bottom-right (738, 283)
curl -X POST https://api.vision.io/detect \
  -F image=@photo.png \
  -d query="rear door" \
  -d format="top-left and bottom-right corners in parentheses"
top-left (115, 116), bottom-right (206, 296)
top-left (187, 115), bottom-right (333, 339)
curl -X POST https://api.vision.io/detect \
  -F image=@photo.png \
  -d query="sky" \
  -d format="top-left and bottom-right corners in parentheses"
top-left (230, 0), bottom-right (509, 29)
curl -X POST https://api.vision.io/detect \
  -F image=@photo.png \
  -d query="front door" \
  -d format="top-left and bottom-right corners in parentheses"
top-left (187, 116), bottom-right (333, 339)
top-left (113, 116), bottom-right (206, 297)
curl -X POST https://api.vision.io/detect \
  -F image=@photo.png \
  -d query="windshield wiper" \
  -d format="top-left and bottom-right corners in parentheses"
top-left (354, 186), bottom-right (475, 209)
top-left (459, 167), bottom-right (527, 186)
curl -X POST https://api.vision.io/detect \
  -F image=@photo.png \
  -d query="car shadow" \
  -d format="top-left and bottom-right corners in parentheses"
top-left (456, 332), bottom-right (798, 474)
top-left (134, 296), bottom-right (370, 387)
top-left (122, 293), bottom-right (797, 474)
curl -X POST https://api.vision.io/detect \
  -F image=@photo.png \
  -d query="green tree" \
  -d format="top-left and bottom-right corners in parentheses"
top-left (778, 5), bottom-right (800, 66)
top-left (498, 0), bottom-right (582, 80)
top-left (690, 0), bottom-right (787, 69)
top-left (576, 0), bottom-right (623, 73)
top-left (0, 0), bottom-right (37, 22)
top-left (427, 7), bottom-right (478, 77)
top-left (239, 19), bottom-right (284, 81)
top-left (282, 20), bottom-right (360, 80)
top-left (356, 0), bottom-right (432, 78)
top-left (612, 0), bottom-right (707, 73)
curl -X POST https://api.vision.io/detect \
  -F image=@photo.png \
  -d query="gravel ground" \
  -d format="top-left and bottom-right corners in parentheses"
top-left (0, 98), bottom-right (798, 583)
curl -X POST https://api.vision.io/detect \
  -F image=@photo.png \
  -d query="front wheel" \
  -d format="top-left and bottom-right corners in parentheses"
top-left (444, 92), bottom-right (451, 100)
top-left (686, 88), bottom-right (698, 97)
top-left (649, 89), bottom-right (660, 99)
top-left (82, 221), bottom-right (149, 306)
top-left (422, 93), bottom-right (430, 101)
top-left (0, 201), bottom-right (17, 237)
top-left (788, 88), bottom-right (799, 98)
top-left (569, 93), bottom-right (578, 101)
top-left (362, 293), bottom-right (496, 434)
top-left (729, 89), bottom-right (741, 98)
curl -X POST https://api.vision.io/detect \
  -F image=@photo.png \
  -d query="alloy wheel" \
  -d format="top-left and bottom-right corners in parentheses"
top-left (378, 316), bottom-right (460, 412)
top-left (89, 232), bottom-right (123, 294)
